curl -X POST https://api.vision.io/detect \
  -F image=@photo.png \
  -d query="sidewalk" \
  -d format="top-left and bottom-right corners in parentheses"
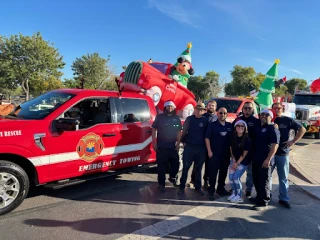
top-left (289, 142), bottom-right (320, 200)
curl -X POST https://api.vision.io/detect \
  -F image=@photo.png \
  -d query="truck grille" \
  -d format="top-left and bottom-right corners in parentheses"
top-left (295, 109), bottom-right (309, 120)
top-left (124, 61), bottom-right (142, 84)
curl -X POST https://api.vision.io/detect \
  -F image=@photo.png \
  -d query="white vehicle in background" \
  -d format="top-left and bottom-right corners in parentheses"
top-left (293, 90), bottom-right (320, 139)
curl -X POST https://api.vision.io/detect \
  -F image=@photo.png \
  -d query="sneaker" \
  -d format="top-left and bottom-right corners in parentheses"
top-left (245, 191), bottom-right (251, 198)
top-left (279, 200), bottom-right (291, 209)
top-left (177, 188), bottom-right (185, 195)
top-left (228, 193), bottom-right (236, 201)
top-left (158, 185), bottom-right (166, 192)
top-left (230, 195), bottom-right (244, 203)
top-left (195, 188), bottom-right (205, 196)
top-left (187, 181), bottom-right (195, 188)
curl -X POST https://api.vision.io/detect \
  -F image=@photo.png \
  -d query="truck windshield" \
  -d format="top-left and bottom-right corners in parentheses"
top-left (13, 92), bottom-right (75, 119)
top-left (210, 99), bottom-right (242, 113)
top-left (293, 94), bottom-right (320, 105)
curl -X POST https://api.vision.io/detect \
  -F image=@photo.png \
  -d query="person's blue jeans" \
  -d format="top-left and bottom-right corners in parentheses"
top-left (245, 162), bottom-right (253, 192)
top-left (179, 145), bottom-right (206, 189)
top-left (270, 155), bottom-right (290, 202)
top-left (229, 161), bottom-right (248, 197)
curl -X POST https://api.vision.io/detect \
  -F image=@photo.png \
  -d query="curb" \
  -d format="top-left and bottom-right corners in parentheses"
top-left (289, 145), bottom-right (319, 185)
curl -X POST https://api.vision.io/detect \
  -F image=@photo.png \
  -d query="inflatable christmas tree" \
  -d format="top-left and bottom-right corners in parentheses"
top-left (256, 59), bottom-right (280, 109)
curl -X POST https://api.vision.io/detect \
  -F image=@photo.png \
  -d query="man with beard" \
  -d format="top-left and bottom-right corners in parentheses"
top-left (189, 100), bottom-right (218, 188)
top-left (232, 101), bottom-right (260, 198)
top-left (152, 101), bottom-right (182, 192)
top-left (251, 109), bottom-right (279, 210)
top-left (205, 107), bottom-right (233, 199)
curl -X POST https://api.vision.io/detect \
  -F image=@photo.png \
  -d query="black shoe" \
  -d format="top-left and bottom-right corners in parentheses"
top-left (208, 192), bottom-right (215, 200)
top-left (195, 188), bottom-right (205, 196)
top-left (245, 191), bottom-right (252, 198)
top-left (168, 177), bottom-right (179, 187)
top-left (216, 189), bottom-right (229, 196)
top-left (279, 200), bottom-right (291, 209)
top-left (158, 185), bottom-right (166, 192)
top-left (249, 197), bottom-right (258, 204)
top-left (177, 188), bottom-right (185, 195)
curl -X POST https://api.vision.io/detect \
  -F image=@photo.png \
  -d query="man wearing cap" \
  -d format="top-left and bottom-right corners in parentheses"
top-left (271, 102), bottom-right (306, 209)
top-left (232, 101), bottom-right (260, 198)
top-left (251, 109), bottom-right (280, 209)
top-left (205, 107), bottom-right (233, 199)
top-left (189, 100), bottom-right (218, 188)
top-left (152, 101), bottom-right (182, 192)
top-left (178, 102), bottom-right (208, 195)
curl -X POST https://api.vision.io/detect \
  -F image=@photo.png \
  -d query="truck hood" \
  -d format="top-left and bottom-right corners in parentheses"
top-left (296, 105), bottom-right (320, 111)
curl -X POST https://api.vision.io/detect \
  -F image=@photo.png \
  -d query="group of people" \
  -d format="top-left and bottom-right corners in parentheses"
top-left (152, 99), bottom-right (306, 210)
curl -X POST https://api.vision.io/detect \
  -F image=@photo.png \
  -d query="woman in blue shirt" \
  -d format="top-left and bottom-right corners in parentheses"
top-left (228, 120), bottom-right (251, 203)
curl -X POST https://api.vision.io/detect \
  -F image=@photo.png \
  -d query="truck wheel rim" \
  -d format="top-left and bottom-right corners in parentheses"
top-left (0, 172), bottom-right (20, 209)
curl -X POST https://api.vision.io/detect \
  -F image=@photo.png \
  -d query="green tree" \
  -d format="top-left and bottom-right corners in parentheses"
top-left (284, 78), bottom-right (308, 95)
top-left (187, 75), bottom-right (205, 100)
top-left (225, 65), bottom-right (265, 96)
top-left (29, 75), bottom-right (64, 96)
top-left (0, 32), bottom-right (65, 100)
top-left (63, 78), bottom-right (78, 88)
top-left (71, 53), bottom-right (115, 90)
top-left (274, 85), bottom-right (288, 97)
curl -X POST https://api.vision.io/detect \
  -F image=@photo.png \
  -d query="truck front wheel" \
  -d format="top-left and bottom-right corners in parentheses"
top-left (0, 160), bottom-right (30, 215)
top-left (315, 132), bottom-right (320, 139)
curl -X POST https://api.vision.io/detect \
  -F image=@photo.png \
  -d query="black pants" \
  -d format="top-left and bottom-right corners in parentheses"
top-left (208, 154), bottom-right (230, 194)
top-left (156, 148), bottom-right (179, 186)
top-left (191, 154), bottom-right (209, 183)
top-left (252, 160), bottom-right (272, 205)
top-left (179, 145), bottom-right (206, 189)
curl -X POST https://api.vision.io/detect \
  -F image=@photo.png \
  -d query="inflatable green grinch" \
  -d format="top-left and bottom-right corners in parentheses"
top-left (169, 42), bottom-right (195, 87)
top-left (255, 59), bottom-right (280, 109)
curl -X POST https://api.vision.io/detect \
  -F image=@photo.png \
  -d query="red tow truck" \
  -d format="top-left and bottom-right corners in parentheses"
top-left (0, 89), bottom-right (161, 215)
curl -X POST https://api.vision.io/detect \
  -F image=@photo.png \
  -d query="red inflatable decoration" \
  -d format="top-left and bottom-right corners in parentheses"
top-left (310, 78), bottom-right (320, 93)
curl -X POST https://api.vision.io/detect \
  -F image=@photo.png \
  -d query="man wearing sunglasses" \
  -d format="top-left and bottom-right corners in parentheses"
top-left (232, 102), bottom-right (260, 198)
top-left (251, 109), bottom-right (280, 209)
top-left (205, 107), bottom-right (233, 199)
top-left (271, 102), bottom-right (306, 209)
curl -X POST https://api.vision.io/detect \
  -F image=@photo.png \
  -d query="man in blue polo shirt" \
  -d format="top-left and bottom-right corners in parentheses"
top-left (271, 102), bottom-right (306, 209)
top-left (251, 109), bottom-right (280, 209)
top-left (232, 101), bottom-right (260, 198)
top-left (178, 102), bottom-right (208, 196)
top-left (205, 107), bottom-right (233, 199)
top-left (152, 101), bottom-right (182, 192)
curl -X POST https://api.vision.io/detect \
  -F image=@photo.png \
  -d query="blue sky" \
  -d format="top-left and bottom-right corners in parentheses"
top-left (1, 0), bottom-right (320, 84)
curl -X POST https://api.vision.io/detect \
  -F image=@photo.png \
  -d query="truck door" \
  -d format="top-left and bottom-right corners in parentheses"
top-left (110, 97), bottom-right (155, 167)
top-left (48, 97), bottom-right (126, 181)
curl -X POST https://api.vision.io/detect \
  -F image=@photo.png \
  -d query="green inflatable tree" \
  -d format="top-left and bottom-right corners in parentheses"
top-left (256, 59), bottom-right (280, 109)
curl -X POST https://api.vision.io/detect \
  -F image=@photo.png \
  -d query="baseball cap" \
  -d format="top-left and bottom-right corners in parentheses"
top-left (195, 102), bottom-right (205, 110)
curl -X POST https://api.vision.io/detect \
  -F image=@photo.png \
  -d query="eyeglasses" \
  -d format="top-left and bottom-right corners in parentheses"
top-left (236, 125), bottom-right (245, 128)
top-left (243, 107), bottom-right (252, 110)
top-left (260, 113), bottom-right (270, 117)
top-left (219, 112), bottom-right (227, 115)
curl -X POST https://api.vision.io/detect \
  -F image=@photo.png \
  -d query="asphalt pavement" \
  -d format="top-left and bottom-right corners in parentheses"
top-left (0, 136), bottom-right (319, 240)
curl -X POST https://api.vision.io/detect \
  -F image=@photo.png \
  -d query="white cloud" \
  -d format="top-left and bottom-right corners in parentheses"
top-left (147, 0), bottom-right (202, 28)
top-left (254, 58), bottom-right (303, 75)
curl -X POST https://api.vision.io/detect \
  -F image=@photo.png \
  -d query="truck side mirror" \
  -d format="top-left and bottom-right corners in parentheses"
top-left (54, 118), bottom-right (80, 132)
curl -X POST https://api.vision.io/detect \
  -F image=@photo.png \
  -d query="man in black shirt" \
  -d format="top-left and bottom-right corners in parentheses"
top-left (251, 109), bottom-right (280, 209)
top-left (232, 101), bottom-right (260, 198)
top-left (271, 102), bottom-right (306, 208)
top-left (178, 102), bottom-right (208, 195)
top-left (205, 107), bottom-right (233, 199)
top-left (189, 100), bottom-right (217, 188)
top-left (152, 101), bottom-right (182, 192)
